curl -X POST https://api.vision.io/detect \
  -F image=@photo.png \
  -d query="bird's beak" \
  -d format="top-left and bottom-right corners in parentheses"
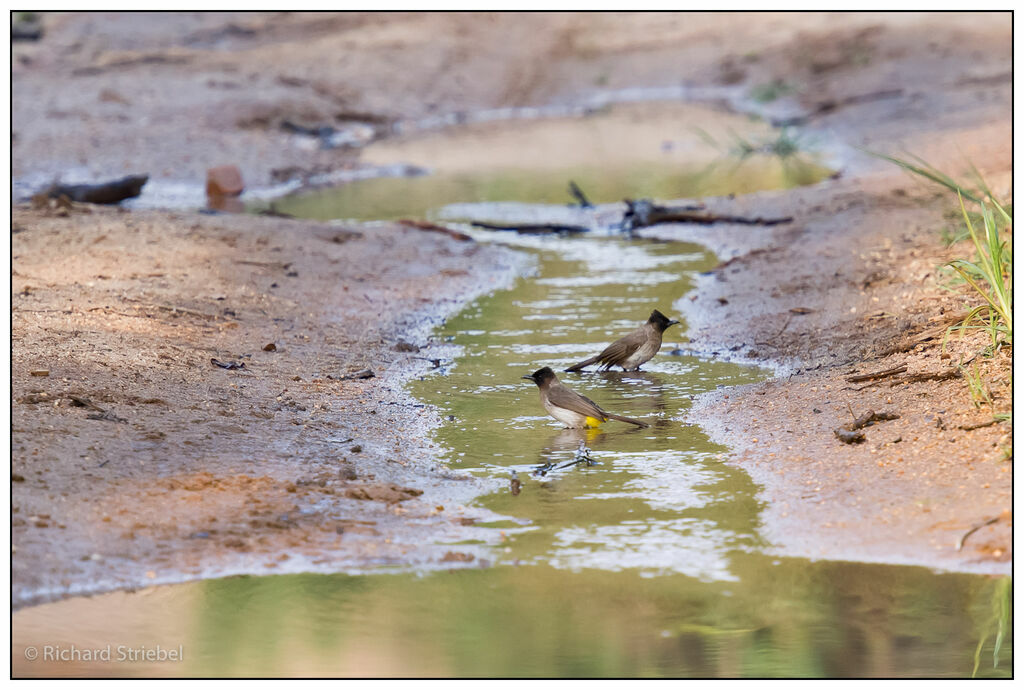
top-left (521, 375), bottom-right (533, 380)
top-left (668, 319), bottom-right (680, 327)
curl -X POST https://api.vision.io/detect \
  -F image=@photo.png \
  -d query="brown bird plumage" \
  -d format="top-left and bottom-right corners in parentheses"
top-left (566, 309), bottom-right (679, 372)
top-left (522, 367), bottom-right (649, 428)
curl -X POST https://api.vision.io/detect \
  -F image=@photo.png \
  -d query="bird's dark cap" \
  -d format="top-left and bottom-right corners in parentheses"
top-left (522, 366), bottom-right (557, 384)
top-left (649, 309), bottom-right (680, 330)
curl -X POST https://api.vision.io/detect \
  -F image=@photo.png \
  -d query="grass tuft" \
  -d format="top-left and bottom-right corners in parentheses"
top-left (946, 194), bottom-right (1012, 348)
top-left (869, 150), bottom-right (1012, 350)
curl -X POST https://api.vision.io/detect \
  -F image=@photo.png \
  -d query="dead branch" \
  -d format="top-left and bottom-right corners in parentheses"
top-left (834, 408), bottom-right (899, 444)
top-left (891, 369), bottom-right (962, 386)
top-left (621, 198), bottom-right (791, 231)
top-left (43, 174), bottom-right (148, 205)
top-left (470, 221), bottom-right (589, 235)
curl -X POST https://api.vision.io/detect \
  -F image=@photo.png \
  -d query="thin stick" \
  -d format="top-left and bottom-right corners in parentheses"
top-left (774, 314), bottom-right (794, 338)
top-left (958, 419), bottom-right (1000, 431)
top-left (568, 180), bottom-right (594, 209)
top-left (957, 516), bottom-right (1000, 551)
top-left (846, 364), bottom-right (908, 383)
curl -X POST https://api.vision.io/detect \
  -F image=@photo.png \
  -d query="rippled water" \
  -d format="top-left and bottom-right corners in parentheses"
top-left (407, 231), bottom-right (769, 582)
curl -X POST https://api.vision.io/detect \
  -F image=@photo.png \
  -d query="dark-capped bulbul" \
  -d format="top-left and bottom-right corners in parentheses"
top-left (522, 367), bottom-right (649, 428)
top-left (566, 309), bottom-right (680, 372)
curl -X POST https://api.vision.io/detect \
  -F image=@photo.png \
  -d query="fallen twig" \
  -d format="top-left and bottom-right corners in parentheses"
top-left (958, 419), bottom-right (1001, 431)
top-left (68, 395), bottom-right (104, 411)
top-left (834, 408), bottom-right (900, 443)
top-left (87, 410), bottom-right (128, 424)
top-left (235, 260), bottom-right (292, 270)
top-left (773, 314), bottom-right (794, 338)
top-left (849, 409), bottom-right (901, 430)
top-left (470, 221), bottom-right (589, 235)
top-left (211, 358), bottom-right (245, 370)
top-left (891, 369), bottom-right (961, 386)
top-left (568, 180), bottom-right (594, 208)
top-left (397, 219), bottom-right (473, 242)
top-left (772, 89), bottom-right (904, 127)
top-left (846, 364), bottom-right (907, 383)
top-left (336, 368), bottom-right (375, 381)
top-left (67, 395), bottom-right (127, 423)
top-left (621, 198), bottom-right (790, 231)
top-left (957, 516), bottom-right (1001, 551)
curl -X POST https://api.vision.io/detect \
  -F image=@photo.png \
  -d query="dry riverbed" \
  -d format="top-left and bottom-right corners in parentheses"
top-left (11, 12), bottom-right (1012, 606)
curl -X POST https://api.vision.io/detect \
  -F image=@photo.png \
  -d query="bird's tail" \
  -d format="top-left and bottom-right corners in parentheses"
top-left (604, 413), bottom-right (649, 428)
top-left (565, 355), bottom-right (600, 372)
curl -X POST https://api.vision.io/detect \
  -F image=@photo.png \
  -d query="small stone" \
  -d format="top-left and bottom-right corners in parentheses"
top-left (263, 343), bottom-right (277, 351)
top-left (206, 165), bottom-right (244, 197)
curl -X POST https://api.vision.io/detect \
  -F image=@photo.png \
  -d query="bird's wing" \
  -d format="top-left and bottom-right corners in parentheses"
top-left (596, 328), bottom-right (646, 367)
top-left (546, 382), bottom-right (607, 420)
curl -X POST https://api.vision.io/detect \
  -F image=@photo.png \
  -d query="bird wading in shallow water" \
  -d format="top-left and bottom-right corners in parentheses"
top-left (566, 309), bottom-right (680, 372)
top-left (522, 367), bottom-right (649, 429)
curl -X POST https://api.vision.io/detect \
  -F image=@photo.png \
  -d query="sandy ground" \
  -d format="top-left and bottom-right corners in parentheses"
top-left (11, 206), bottom-right (529, 607)
top-left (10, 12), bottom-right (1012, 607)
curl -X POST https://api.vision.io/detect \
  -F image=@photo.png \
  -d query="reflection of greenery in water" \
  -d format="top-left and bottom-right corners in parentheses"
top-left (408, 235), bottom-right (769, 577)
top-left (972, 578), bottom-right (1012, 677)
top-left (175, 563), bottom-right (1010, 677)
top-left (273, 157), bottom-right (830, 222)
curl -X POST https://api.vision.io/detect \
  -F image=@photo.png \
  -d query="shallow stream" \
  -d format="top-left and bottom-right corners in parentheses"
top-left (12, 103), bottom-right (1010, 678)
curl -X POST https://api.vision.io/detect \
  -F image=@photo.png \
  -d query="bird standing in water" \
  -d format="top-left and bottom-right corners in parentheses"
top-left (522, 367), bottom-right (649, 429)
top-left (566, 309), bottom-right (680, 372)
